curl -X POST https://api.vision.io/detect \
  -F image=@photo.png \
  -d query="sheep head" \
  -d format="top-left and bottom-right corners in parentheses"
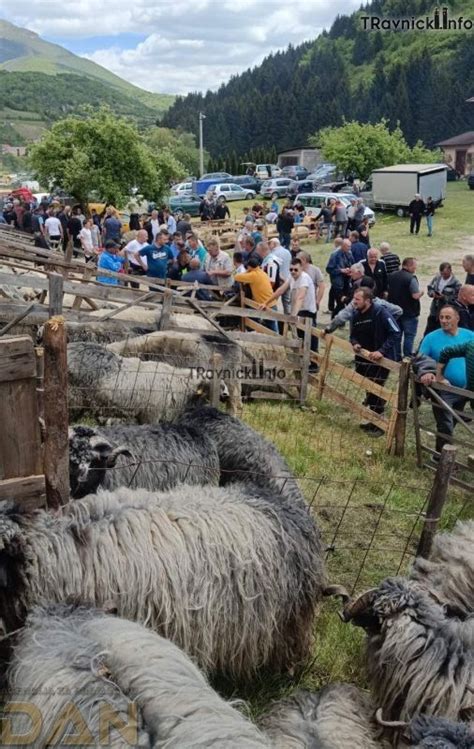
top-left (69, 426), bottom-right (133, 499)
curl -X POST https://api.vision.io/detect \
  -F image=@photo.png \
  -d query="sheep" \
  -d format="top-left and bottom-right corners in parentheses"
top-left (6, 603), bottom-right (270, 748)
top-left (0, 482), bottom-right (325, 681)
top-left (177, 406), bottom-right (308, 509)
top-left (68, 422), bottom-right (220, 498)
top-left (376, 712), bottom-right (474, 748)
top-left (342, 577), bottom-right (474, 724)
top-left (67, 342), bottom-right (213, 423)
top-left (66, 320), bottom-right (155, 345)
top-left (409, 520), bottom-right (474, 617)
top-left (259, 683), bottom-right (389, 748)
top-left (90, 305), bottom-right (215, 331)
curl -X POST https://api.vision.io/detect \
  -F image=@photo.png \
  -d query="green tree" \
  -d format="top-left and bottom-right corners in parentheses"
top-left (29, 108), bottom-right (180, 207)
top-left (311, 119), bottom-right (438, 180)
top-left (144, 126), bottom-right (205, 177)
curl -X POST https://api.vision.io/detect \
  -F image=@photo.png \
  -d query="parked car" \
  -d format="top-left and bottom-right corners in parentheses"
top-left (200, 172), bottom-right (233, 181)
top-left (207, 183), bottom-right (256, 201)
top-left (260, 178), bottom-right (294, 199)
top-left (168, 194), bottom-right (202, 217)
top-left (232, 175), bottom-right (262, 193)
top-left (241, 162), bottom-right (281, 179)
top-left (317, 181), bottom-right (350, 193)
top-left (295, 192), bottom-right (376, 226)
top-left (286, 179), bottom-right (315, 199)
top-left (468, 171), bottom-right (474, 190)
top-left (171, 182), bottom-right (192, 196)
top-left (280, 165), bottom-right (308, 181)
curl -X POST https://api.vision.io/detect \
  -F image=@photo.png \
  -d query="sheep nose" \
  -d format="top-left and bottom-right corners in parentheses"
top-left (77, 464), bottom-right (89, 482)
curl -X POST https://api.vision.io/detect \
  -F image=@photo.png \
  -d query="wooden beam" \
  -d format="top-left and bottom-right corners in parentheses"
top-left (299, 316), bottom-right (312, 403)
top-left (323, 382), bottom-right (389, 431)
top-left (157, 288), bottom-right (173, 331)
top-left (0, 302), bottom-right (36, 337)
top-left (416, 444), bottom-right (457, 558)
top-left (0, 336), bottom-right (37, 381)
top-left (392, 357), bottom-right (411, 456)
top-left (48, 272), bottom-right (64, 316)
top-left (43, 316), bottom-right (69, 508)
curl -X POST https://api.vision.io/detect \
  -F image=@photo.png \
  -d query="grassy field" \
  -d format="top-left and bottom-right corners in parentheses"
top-left (213, 181), bottom-right (473, 709)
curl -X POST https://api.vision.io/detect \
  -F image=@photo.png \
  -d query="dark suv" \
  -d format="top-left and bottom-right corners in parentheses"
top-left (468, 171), bottom-right (474, 190)
top-left (280, 165), bottom-right (308, 181)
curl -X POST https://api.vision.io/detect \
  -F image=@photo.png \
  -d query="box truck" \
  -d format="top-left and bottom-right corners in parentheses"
top-left (363, 164), bottom-right (447, 217)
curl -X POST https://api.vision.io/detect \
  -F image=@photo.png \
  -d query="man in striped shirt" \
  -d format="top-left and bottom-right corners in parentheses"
top-left (380, 242), bottom-right (400, 274)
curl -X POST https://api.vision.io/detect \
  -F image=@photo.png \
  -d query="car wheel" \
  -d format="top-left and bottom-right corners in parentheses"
top-left (246, 193), bottom-right (253, 200)
top-left (396, 207), bottom-right (406, 218)
top-left (271, 192), bottom-right (279, 200)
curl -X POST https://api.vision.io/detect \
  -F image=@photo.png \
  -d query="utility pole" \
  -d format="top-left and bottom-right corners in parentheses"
top-left (199, 112), bottom-right (206, 177)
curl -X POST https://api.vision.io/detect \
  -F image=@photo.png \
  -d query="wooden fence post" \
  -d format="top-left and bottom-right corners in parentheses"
top-left (393, 357), bottom-right (411, 457)
top-left (157, 288), bottom-right (173, 331)
top-left (317, 335), bottom-right (333, 400)
top-left (416, 444), bottom-right (457, 559)
top-left (0, 336), bottom-right (45, 509)
top-left (43, 316), bottom-right (69, 509)
top-left (48, 272), bottom-right (64, 316)
top-left (299, 316), bottom-right (312, 403)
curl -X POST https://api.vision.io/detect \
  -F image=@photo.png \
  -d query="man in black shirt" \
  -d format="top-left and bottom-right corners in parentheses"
top-left (362, 248), bottom-right (388, 298)
top-left (67, 208), bottom-right (83, 256)
top-left (408, 194), bottom-right (425, 235)
top-left (462, 254), bottom-right (474, 285)
top-left (176, 213), bottom-right (192, 238)
top-left (276, 208), bottom-right (294, 249)
top-left (350, 287), bottom-right (401, 434)
top-left (453, 284), bottom-right (474, 331)
top-left (213, 198), bottom-right (230, 221)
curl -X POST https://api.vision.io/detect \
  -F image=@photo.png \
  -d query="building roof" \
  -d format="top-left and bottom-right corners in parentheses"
top-left (436, 131), bottom-right (474, 146)
top-left (372, 164), bottom-right (447, 173)
top-left (277, 147), bottom-right (318, 155)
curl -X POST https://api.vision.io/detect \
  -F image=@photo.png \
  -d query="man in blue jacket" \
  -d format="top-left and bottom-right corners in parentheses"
top-left (350, 286), bottom-right (401, 435)
top-left (326, 238), bottom-right (354, 317)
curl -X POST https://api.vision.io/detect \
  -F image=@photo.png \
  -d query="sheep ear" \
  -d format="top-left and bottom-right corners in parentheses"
top-left (106, 446), bottom-right (133, 468)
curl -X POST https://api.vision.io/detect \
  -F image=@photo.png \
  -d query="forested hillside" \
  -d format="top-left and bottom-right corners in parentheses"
top-left (163, 0), bottom-right (474, 157)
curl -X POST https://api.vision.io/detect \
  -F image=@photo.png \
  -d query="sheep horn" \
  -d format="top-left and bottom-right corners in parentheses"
top-left (375, 708), bottom-right (408, 729)
top-left (323, 584), bottom-right (351, 604)
top-left (340, 588), bottom-right (378, 622)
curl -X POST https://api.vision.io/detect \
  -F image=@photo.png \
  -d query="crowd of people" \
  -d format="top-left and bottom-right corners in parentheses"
top-left (2, 190), bottom-right (473, 449)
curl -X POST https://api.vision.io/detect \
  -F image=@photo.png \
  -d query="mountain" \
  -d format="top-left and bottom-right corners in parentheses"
top-left (162, 0), bottom-right (474, 158)
top-left (0, 20), bottom-right (173, 113)
top-left (0, 20), bottom-right (175, 146)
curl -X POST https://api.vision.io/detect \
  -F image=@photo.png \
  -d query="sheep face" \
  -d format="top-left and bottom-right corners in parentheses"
top-left (409, 715), bottom-right (474, 748)
top-left (69, 426), bottom-right (132, 499)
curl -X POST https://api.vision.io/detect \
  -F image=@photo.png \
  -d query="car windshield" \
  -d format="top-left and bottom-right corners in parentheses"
top-left (261, 180), bottom-right (271, 187)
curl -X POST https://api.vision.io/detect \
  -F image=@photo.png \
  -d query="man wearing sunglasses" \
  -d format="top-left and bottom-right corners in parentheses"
top-left (261, 258), bottom-right (318, 367)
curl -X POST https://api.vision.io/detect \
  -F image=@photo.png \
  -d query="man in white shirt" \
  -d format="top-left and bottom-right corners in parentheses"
top-left (149, 210), bottom-right (160, 242)
top-left (78, 218), bottom-right (95, 259)
top-left (262, 257), bottom-right (318, 368)
top-left (123, 229), bottom-right (149, 287)
top-left (269, 237), bottom-right (292, 314)
top-left (164, 208), bottom-right (177, 235)
top-left (44, 214), bottom-right (63, 245)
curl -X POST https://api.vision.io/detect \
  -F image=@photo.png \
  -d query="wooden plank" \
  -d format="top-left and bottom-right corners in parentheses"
top-left (0, 339), bottom-right (43, 482)
top-left (416, 445), bottom-right (457, 558)
top-left (157, 288), bottom-right (174, 331)
top-left (299, 316), bottom-right (312, 403)
top-left (0, 336), bottom-right (36, 382)
top-left (306, 328), bottom-right (401, 372)
top-left (323, 382), bottom-right (389, 431)
top-left (99, 290), bottom-right (158, 322)
top-left (48, 272), bottom-right (64, 316)
top-left (244, 318), bottom-right (278, 336)
top-left (0, 302), bottom-right (36, 337)
top-left (392, 357), bottom-right (411, 456)
top-left (317, 337), bottom-right (333, 400)
top-left (43, 316), bottom-right (69, 508)
top-left (0, 474), bottom-right (45, 502)
top-left (243, 297), bottom-right (298, 323)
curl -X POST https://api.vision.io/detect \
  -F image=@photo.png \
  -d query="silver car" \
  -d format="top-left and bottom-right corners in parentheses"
top-left (260, 178), bottom-right (293, 199)
top-left (208, 183), bottom-right (256, 201)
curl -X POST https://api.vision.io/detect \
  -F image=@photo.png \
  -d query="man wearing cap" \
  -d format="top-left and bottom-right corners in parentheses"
top-left (408, 194), bottom-right (426, 235)
top-left (97, 240), bottom-right (126, 285)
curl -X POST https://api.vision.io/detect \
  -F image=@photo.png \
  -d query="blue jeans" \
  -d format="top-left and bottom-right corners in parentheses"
top-left (397, 315), bottom-right (418, 359)
top-left (262, 306), bottom-right (279, 334)
top-left (279, 232), bottom-right (291, 249)
top-left (324, 223), bottom-right (333, 243)
top-left (426, 215), bottom-right (433, 235)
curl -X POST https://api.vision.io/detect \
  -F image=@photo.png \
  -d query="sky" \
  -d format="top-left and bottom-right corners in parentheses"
top-left (2, 0), bottom-right (362, 95)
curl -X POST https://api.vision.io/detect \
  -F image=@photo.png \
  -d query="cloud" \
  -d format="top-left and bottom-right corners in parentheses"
top-left (3, 0), bottom-right (361, 94)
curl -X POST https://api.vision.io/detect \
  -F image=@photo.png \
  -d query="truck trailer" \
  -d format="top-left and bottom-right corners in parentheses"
top-left (366, 164), bottom-right (447, 217)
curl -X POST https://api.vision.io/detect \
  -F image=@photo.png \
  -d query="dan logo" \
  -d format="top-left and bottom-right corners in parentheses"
top-left (1, 701), bottom-right (139, 746)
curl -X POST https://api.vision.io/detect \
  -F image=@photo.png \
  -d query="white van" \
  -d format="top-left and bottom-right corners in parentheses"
top-left (255, 164), bottom-right (281, 179)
